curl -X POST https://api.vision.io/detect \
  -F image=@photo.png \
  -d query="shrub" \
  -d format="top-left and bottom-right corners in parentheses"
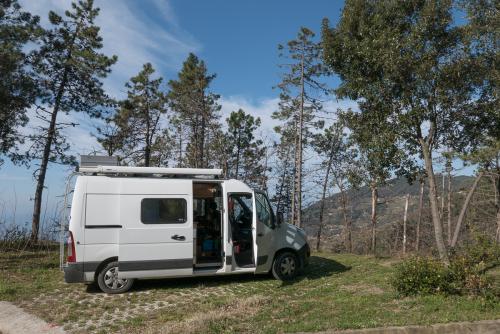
top-left (0, 224), bottom-right (31, 251)
top-left (392, 256), bottom-right (457, 295)
top-left (392, 255), bottom-right (494, 296)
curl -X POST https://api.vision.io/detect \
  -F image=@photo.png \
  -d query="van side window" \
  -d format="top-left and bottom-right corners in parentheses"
top-left (141, 198), bottom-right (187, 224)
top-left (255, 192), bottom-right (274, 227)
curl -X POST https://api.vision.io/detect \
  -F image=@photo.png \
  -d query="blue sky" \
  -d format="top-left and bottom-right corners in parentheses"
top-left (0, 0), bottom-right (474, 228)
top-left (0, 0), bottom-right (347, 227)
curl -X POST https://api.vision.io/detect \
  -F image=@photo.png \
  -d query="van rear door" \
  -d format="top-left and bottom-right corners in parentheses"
top-left (118, 180), bottom-right (193, 279)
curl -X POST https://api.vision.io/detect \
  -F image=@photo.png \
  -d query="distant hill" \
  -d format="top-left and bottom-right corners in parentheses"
top-left (302, 175), bottom-right (475, 243)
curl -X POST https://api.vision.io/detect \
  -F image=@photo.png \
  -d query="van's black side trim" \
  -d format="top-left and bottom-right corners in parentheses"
top-left (85, 225), bottom-right (122, 229)
top-left (225, 256), bottom-right (232, 264)
top-left (119, 258), bottom-right (192, 271)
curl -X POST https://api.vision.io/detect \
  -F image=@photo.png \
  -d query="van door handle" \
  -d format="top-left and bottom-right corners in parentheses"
top-left (171, 235), bottom-right (186, 241)
top-left (257, 233), bottom-right (264, 237)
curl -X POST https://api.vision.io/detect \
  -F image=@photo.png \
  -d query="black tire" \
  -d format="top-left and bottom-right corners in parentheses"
top-left (97, 261), bottom-right (134, 294)
top-left (272, 251), bottom-right (299, 281)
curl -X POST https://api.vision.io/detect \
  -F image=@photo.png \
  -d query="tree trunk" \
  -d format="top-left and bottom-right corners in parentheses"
top-left (177, 123), bottom-right (183, 167)
top-left (446, 165), bottom-right (452, 245)
top-left (403, 193), bottom-right (409, 255)
top-left (199, 115), bottom-right (206, 168)
top-left (420, 138), bottom-right (449, 264)
top-left (31, 70), bottom-right (69, 243)
top-left (144, 145), bottom-right (151, 167)
top-left (496, 208), bottom-right (500, 244)
top-left (451, 171), bottom-right (484, 248)
top-left (290, 134), bottom-right (298, 226)
top-left (261, 146), bottom-right (269, 192)
top-left (370, 185), bottom-right (378, 255)
top-left (440, 173), bottom-right (445, 221)
top-left (416, 178), bottom-right (425, 252)
top-left (295, 53), bottom-right (305, 228)
top-left (235, 131), bottom-right (241, 179)
top-left (493, 174), bottom-right (500, 244)
top-left (316, 156), bottom-right (333, 252)
top-left (339, 185), bottom-right (351, 253)
top-left (144, 116), bottom-right (151, 167)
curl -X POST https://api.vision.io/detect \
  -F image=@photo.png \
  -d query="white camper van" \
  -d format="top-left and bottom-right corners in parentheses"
top-left (64, 165), bottom-right (310, 293)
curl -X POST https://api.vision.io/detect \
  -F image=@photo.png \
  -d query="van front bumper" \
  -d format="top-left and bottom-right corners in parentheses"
top-left (64, 263), bottom-right (85, 283)
top-left (298, 243), bottom-right (310, 268)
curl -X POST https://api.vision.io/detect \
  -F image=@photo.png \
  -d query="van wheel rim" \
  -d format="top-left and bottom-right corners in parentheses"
top-left (104, 267), bottom-right (127, 290)
top-left (280, 256), bottom-right (296, 276)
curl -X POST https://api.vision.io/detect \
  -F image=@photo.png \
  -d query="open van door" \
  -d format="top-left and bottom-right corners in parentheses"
top-left (118, 180), bottom-right (193, 279)
top-left (254, 191), bottom-right (276, 271)
top-left (224, 180), bottom-right (257, 269)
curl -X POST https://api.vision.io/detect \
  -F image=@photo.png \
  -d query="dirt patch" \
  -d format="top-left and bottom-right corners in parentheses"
top-left (378, 258), bottom-right (401, 268)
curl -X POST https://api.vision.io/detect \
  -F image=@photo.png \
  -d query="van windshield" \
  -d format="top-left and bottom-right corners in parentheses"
top-left (255, 192), bottom-right (274, 228)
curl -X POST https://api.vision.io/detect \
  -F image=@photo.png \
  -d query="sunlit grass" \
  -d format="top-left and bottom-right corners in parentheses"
top-left (0, 251), bottom-right (498, 333)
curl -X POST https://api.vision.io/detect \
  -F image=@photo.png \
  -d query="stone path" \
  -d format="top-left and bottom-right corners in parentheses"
top-left (0, 301), bottom-right (65, 334)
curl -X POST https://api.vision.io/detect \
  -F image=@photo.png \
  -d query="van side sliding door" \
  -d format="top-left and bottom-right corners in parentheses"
top-left (118, 180), bottom-right (193, 279)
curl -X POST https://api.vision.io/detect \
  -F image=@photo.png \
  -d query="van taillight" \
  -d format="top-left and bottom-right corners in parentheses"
top-left (67, 231), bottom-right (76, 263)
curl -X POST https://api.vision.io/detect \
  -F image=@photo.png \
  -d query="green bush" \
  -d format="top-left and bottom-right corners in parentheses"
top-left (392, 255), bottom-right (494, 296)
top-left (392, 256), bottom-right (457, 295)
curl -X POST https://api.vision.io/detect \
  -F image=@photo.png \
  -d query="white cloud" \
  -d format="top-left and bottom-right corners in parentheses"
top-left (19, 0), bottom-right (201, 100)
top-left (18, 0), bottom-right (201, 158)
top-left (219, 96), bottom-right (280, 132)
top-left (323, 99), bottom-right (359, 113)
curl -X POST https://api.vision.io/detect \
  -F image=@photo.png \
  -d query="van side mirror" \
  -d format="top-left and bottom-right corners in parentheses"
top-left (276, 211), bottom-right (284, 227)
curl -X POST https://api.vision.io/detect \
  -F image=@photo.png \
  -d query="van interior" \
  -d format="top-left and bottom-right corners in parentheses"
top-left (193, 183), bottom-right (255, 269)
top-left (193, 182), bottom-right (223, 268)
top-left (228, 194), bottom-right (255, 268)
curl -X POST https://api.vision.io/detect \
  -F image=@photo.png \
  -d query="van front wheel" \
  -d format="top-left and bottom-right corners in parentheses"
top-left (97, 261), bottom-right (134, 294)
top-left (272, 251), bottom-right (299, 281)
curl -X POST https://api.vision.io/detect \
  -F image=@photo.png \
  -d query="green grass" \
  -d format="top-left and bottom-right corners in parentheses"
top-left (1, 251), bottom-right (499, 333)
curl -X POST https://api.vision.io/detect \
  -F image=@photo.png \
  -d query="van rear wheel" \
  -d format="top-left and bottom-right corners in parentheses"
top-left (97, 261), bottom-right (134, 294)
top-left (272, 251), bottom-right (299, 281)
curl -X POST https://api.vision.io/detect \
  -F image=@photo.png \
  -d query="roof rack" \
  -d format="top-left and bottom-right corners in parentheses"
top-left (78, 165), bottom-right (222, 178)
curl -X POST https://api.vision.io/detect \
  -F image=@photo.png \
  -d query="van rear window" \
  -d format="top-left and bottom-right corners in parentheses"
top-left (141, 198), bottom-right (187, 224)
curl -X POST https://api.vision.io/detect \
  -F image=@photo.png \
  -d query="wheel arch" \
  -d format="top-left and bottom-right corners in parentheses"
top-left (273, 247), bottom-right (302, 268)
top-left (93, 256), bottom-right (118, 282)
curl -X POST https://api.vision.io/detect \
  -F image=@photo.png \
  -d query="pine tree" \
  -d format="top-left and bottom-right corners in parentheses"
top-left (27, 0), bottom-right (116, 243)
top-left (273, 27), bottom-right (328, 227)
top-left (168, 53), bottom-right (221, 168)
top-left (95, 116), bottom-right (123, 157)
top-left (270, 138), bottom-right (295, 223)
top-left (225, 109), bottom-right (267, 187)
top-left (111, 63), bottom-right (169, 167)
top-left (0, 0), bottom-right (40, 166)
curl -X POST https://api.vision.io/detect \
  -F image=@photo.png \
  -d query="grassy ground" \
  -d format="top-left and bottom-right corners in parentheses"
top-left (1, 251), bottom-right (499, 334)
